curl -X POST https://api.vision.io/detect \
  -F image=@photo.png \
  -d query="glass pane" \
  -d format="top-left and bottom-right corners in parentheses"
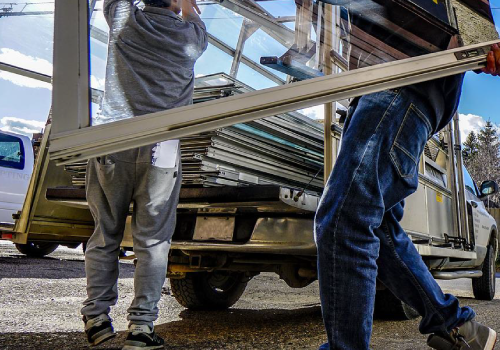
top-left (202, 4), bottom-right (244, 48)
top-left (236, 63), bottom-right (278, 89)
top-left (58, 0), bottom-right (500, 196)
top-left (0, 0), bottom-right (54, 74)
top-left (0, 0), bottom-right (52, 138)
top-left (0, 133), bottom-right (25, 170)
top-left (90, 0), bottom-right (500, 128)
top-left (189, 75), bottom-right (325, 192)
top-left (89, 0), bottom-right (108, 123)
top-left (463, 166), bottom-right (478, 196)
top-left (195, 44), bottom-right (233, 77)
top-left (84, 0), bottom-right (499, 183)
top-left (0, 81), bottom-right (50, 137)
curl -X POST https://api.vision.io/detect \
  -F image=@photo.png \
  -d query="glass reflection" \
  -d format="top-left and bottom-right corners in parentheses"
top-left (0, 0), bottom-right (54, 74)
top-left (89, 0), bottom-right (498, 126)
top-left (0, 0), bottom-right (53, 137)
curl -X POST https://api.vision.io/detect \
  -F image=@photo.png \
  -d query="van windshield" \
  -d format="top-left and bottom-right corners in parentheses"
top-left (0, 134), bottom-right (25, 170)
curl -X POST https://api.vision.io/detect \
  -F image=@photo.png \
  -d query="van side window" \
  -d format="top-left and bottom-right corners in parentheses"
top-left (463, 166), bottom-right (478, 197)
top-left (0, 134), bottom-right (25, 170)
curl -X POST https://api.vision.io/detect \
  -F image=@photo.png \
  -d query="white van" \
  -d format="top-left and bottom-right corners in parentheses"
top-left (0, 130), bottom-right (34, 225)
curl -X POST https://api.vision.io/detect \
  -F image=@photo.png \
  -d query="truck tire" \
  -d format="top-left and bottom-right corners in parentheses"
top-left (374, 289), bottom-right (419, 320)
top-left (170, 271), bottom-right (248, 310)
top-left (15, 242), bottom-right (59, 257)
top-left (472, 243), bottom-right (496, 301)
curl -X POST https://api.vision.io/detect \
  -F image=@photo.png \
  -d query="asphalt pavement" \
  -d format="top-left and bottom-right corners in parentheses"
top-left (1, 241), bottom-right (499, 349)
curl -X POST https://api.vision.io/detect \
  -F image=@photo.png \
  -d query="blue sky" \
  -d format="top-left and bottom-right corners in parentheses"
top-left (457, 0), bottom-right (500, 139)
top-left (0, 0), bottom-right (499, 140)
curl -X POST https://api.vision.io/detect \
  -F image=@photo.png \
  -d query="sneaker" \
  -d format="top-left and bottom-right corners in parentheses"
top-left (427, 320), bottom-right (497, 350)
top-left (83, 313), bottom-right (116, 346)
top-left (122, 324), bottom-right (165, 350)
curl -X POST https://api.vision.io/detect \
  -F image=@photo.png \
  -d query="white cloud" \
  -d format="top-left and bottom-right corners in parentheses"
top-left (0, 71), bottom-right (51, 90)
top-left (0, 48), bottom-right (53, 89)
top-left (0, 117), bottom-right (45, 138)
top-left (0, 48), bottom-right (52, 75)
top-left (458, 113), bottom-right (488, 142)
top-left (299, 105), bottom-right (324, 120)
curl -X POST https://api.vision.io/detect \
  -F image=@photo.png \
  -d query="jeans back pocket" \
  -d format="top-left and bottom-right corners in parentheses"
top-left (389, 104), bottom-right (431, 178)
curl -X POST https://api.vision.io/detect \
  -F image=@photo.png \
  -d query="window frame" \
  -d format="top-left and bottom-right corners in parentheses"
top-left (0, 133), bottom-right (25, 171)
top-left (463, 166), bottom-right (479, 197)
top-left (47, 0), bottom-right (497, 165)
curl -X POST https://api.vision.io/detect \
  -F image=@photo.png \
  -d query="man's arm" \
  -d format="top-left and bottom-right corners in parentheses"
top-left (103, 0), bottom-right (133, 28)
top-left (181, 0), bottom-right (202, 23)
top-left (182, 0), bottom-right (208, 54)
top-left (481, 44), bottom-right (500, 76)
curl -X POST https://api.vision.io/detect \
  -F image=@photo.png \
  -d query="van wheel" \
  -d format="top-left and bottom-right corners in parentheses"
top-left (472, 243), bottom-right (496, 300)
top-left (170, 271), bottom-right (248, 310)
top-left (374, 289), bottom-right (419, 320)
top-left (15, 242), bottom-right (59, 257)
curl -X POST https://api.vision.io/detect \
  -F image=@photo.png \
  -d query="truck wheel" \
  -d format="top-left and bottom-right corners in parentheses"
top-left (472, 243), bottom-right (496, 301)
top-left (374, 289), bottom-right (419, 320)
top-left (15, 242), bottom-right (59, 257)
top-left (170, 271), bottom-right (248, 310)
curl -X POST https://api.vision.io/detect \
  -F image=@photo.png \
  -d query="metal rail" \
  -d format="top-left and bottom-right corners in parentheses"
top-left (0, 61), bottom-right (51, 83)
top-left (49, 40), bottom-right (499, 165)
top-left (453, 113), bottom-right (472, 248)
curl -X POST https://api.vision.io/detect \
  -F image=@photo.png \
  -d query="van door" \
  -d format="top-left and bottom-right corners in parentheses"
top-left (0, 132), bottom-right (32, 224)
top-left (463, 166), bottom-right (489, 251)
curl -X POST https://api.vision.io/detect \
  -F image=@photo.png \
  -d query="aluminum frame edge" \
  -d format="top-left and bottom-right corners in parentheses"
top-left (49, 40), bottom-right (499, 165)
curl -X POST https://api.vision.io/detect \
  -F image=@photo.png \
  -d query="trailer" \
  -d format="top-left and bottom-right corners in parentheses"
top-left (1, 0), bottom-right (499, 319)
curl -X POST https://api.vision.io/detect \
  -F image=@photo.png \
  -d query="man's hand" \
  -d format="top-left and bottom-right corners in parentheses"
top-left (182, 0), bottom-right (201, 17)
top-left (191, 0), bottom-right (201, 15)
top-left (481, 44), bottom-right (500, 76)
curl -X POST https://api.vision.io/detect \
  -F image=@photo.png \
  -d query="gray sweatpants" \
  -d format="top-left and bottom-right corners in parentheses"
top-left (81, 145), bottom-right (181, 328)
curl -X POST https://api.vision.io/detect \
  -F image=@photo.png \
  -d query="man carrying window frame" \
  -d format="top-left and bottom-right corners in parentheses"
top-left (315, 31), bottom-right (500, 350)
top-left (80, 0), bottom-right (207, 349)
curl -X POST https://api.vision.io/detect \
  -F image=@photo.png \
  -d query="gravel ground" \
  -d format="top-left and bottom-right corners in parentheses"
top-left (1, 241), bottom-right (500, 350)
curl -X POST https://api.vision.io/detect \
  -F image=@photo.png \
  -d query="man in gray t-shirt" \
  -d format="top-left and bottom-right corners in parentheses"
top-left (81, 1), bottom-right (207, 349)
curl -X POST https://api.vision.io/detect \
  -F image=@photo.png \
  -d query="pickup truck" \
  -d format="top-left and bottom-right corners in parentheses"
top-left (2, 108), bottom-right (498, 320)
top-left (0, 130), bottom-right (60, 257)
top-left (0, 130), bottom-right (33, 225)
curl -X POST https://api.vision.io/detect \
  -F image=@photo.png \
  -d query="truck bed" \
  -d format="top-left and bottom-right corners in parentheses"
top-left (45, 185), bottom-right (318, 214)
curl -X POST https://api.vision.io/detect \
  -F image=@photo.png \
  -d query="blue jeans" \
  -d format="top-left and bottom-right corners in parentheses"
top-left (315, 87), bottom-right (475, 350)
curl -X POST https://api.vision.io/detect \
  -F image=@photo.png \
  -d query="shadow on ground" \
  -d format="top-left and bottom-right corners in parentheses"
top-left (1, 294), bottom-right (499, 349)
top-left (0, 306), bottom-right (325, 350)
top-left (0, 255), bottom-right (134, 279)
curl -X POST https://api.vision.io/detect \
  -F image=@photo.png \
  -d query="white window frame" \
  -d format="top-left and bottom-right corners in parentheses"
top-left (48, 0), bottom-right (496, 165)
top-left (51, 0), bottom-right (90, 135)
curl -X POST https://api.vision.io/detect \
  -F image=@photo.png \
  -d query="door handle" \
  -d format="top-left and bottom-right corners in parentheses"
top-left (471, 201), bottom-right (478, 208)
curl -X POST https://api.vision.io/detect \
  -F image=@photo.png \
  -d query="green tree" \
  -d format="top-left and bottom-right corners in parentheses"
top-left (463, 121), bottom-right (500, 206)
top-left (463, 131), bottom-right (479, 172)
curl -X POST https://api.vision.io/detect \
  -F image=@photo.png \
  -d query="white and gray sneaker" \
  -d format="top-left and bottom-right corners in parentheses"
top-left (122, 324), bottom-right (165, 350)
top-left (427, 320), bottom-right (497, 350)
top-left (83, 313), bottom-right (116, 346)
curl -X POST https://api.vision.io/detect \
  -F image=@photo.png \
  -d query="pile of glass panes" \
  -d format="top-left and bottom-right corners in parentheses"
top-left (65, 73), bottom-right (324, 195)
top-left (63, 0), bottom-right (498, 197)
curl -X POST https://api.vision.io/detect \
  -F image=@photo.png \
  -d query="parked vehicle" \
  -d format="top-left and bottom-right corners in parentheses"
top-left (2, 111), bottom-right (498, 319)
top-left (0, 130), bottom-right (33, 225)
top-left (0, 130), bottom-right (59, 257)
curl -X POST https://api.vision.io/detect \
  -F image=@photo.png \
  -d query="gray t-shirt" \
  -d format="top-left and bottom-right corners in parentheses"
top-left (94, 0), bottom-right (208, 125)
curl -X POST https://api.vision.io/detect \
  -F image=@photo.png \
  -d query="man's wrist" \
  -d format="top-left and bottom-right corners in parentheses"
top-left (182, 11), bottom-right (201, 22)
